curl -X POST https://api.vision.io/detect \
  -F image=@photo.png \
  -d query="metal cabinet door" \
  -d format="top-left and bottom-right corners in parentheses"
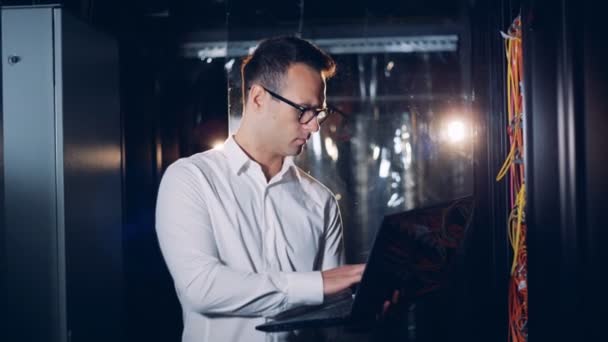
top-left (2, 6), bottom-right (63, 342)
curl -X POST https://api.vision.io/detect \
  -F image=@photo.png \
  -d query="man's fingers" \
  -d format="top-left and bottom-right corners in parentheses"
top-left (339, 265), bottom-right (365, 284)
top-left (392, 290), bottom-right (400, 304)
top-left (322, 264), bottom-right (367, 296)
top-left (382, 300), bottom-right (390, 316)
top-left (348, 264), bottom-right (365, 275)
top-left (344, 273), bottom-right (362, 288)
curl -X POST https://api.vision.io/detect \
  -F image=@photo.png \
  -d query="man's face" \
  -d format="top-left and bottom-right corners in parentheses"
top-left (262, 63), bottom-right (326, 157)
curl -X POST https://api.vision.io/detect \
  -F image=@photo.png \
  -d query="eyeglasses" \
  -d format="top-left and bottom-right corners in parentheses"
top-left (261, 86), bottom-right (333, 125)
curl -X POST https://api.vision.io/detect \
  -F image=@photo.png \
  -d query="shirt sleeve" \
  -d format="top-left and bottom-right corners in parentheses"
top-left (155, 160), bottom-right (323, 318)
top-left (320, 195), bottom-right (345, 270)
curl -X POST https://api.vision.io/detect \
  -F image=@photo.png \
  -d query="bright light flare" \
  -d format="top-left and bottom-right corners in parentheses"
top-left (447, 120), bottom-right (467, 143)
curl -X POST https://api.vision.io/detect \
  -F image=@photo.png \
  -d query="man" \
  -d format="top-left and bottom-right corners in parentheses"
top-left (156, 36), bottom-right (365, 342)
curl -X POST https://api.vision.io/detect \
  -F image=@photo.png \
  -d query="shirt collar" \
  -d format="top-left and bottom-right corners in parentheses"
top-left (222, 135), bottom-right (250, 175)
top-left (281, 156), bottom-right (302, 182)
top-left (222, 135), bottom-right (302, 182)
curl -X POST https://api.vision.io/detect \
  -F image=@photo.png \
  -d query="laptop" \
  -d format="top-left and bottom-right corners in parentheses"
top-left (256, 196), bottom-right (475, 333)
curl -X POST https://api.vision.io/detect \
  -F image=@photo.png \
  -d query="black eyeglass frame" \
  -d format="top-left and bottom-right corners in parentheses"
top-left (261, 86), bottom-right (333, 125)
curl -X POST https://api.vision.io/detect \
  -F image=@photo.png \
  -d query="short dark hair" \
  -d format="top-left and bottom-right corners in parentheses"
top-left (241, 36), bottom-right (336, 102)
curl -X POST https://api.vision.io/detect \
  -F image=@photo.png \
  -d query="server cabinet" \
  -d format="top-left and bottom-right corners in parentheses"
top-left (2, 6), bottom-right (123, 342)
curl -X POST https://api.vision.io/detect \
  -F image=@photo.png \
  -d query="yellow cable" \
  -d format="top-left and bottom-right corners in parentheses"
top-left (498, 38), bottom-right (518, 182)
top-left (496, 143), bottom-right (516, 181)
top-left (510, 185), bottom-right (526, 274)
top-left (500, 17), bottom-right (527, 277)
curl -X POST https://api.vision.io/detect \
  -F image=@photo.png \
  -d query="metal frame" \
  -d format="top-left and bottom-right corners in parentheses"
top-left (182, 35), bottom-right (459, 59)
top-left (521, 0), bottom-right (608, 340)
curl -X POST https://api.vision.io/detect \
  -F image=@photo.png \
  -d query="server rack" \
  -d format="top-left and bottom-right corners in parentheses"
top-left (1, 6), bottom-right (123, 342)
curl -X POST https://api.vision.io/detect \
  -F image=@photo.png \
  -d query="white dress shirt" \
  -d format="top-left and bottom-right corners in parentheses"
top-left (155, 136), bottom-right (344, 342)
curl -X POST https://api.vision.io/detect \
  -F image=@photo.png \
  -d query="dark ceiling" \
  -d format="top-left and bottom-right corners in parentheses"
top-left (1, 0), bottom-right (468, 36)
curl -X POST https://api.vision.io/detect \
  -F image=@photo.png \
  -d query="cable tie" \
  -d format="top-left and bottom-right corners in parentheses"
top-left (518, 280), bottom-right (527, 291)
top-left (518, 264), bottom-right (527, 274)
top-left (509, 117), bottom-right (523, 127)
top-left (500, 31), bottom-right (519, 40)
top-left (514, 148), bottom-right (521, 157)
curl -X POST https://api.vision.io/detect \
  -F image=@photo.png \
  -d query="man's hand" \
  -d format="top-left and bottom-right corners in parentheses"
top-left (321, 264), bottom-right (365, 296)
top-left (380, 290), bottom-right (400, 318)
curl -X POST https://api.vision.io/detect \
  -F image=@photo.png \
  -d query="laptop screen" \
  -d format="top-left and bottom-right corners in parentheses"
top-left (350, 196), bottom-right (475, 324)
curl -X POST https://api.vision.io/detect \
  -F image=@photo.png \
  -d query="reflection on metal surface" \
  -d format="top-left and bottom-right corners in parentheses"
top-left (224, 58), bottom-right (235, 71)
top-left (403, 142), bottom-right (413, 170)
top-left (379, 149), bottom-right (391, 178)
top-left (311, 132), bottom-right (322, 159)
top-left (385, 60), bottom-right (395, 78)
top-left (387, 192), bottom-right (405, 208)
top-left (184, 35), bottom-right (458, 59)
top-left (372, 145), bottom-right (380, 160)
top-left (324, 137), bottom-right (339, 161)
top-left (66, 145), bottom-right (122, 171)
